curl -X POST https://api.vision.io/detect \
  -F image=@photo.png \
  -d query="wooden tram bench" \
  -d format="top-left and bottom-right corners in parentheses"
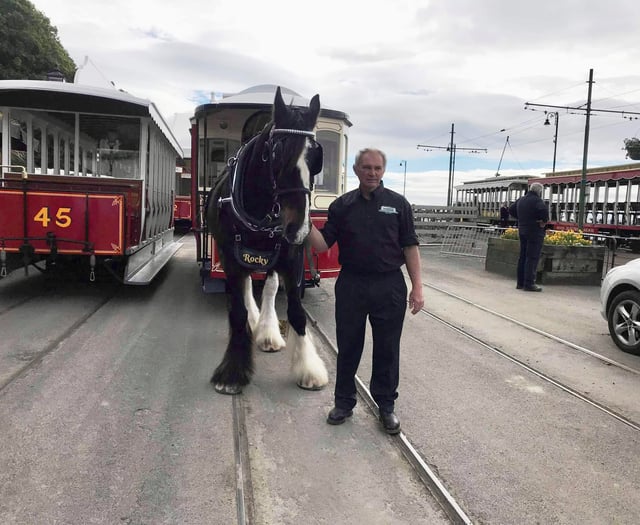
top-left (412, 204), bottom-right (478, 244)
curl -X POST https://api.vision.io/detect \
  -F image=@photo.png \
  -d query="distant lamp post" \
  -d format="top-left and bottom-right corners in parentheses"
top-left (400, 160), bottom-right (407, 196)
top-left (544, 111), bottom-right (559, 173)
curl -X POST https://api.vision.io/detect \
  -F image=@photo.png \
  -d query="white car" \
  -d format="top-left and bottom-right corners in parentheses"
top-left (600, 258), bottom-right (640, 355)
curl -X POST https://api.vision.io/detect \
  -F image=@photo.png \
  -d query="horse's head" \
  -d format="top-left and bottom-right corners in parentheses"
top-left (269, 86), bottom-right (321, 245)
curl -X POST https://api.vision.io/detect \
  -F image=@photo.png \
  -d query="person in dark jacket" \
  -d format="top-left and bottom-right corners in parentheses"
top-left (499, 202), bottom-right (510, 227)
top-left (508, 183), bottom-right (549, 291)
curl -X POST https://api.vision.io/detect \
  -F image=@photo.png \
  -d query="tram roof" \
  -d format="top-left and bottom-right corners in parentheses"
top-left (194, 84), bottom-right (352, 126)
top-left (538, 166), bottom-right (640, 185)
top-left (456, 174), bottom-right (538, 190)
top-left (0, 79), bottom-right (182, 155)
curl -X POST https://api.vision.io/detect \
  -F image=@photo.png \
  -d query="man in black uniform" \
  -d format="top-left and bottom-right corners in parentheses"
top-left (508, 182), bottom-right (549, 292)
top-left (308, 148), bottom-right (424, 434)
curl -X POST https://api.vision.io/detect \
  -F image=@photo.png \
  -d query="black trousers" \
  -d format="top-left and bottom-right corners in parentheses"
top-left (334, 269), bottom-right (407, 413)
top-left (517, 230), bottom-right (545, 287)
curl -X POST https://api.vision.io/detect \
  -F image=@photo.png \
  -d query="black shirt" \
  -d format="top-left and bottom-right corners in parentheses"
top-left (320, 182), bottom-right (419, 273)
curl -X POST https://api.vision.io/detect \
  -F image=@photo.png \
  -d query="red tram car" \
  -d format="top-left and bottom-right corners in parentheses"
top-left (455, 163), bottom-right (640, 248)
top-left (0, 79), bottom-right (183, 283)
top-left (189, 85), bottom-right (351, 292)
top-left (535, 164), bottom-right (640, 243)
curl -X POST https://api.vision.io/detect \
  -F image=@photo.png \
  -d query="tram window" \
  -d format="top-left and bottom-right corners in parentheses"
top-left (175, 158), bottom-right (191, 196)
top-left (3, 115), bottom-right (28, 170)
top-left (88, 115), bottom-right (140, 178)
top-left (203, 138), bottom-right (240, 189)
top-left (314, 130), bottom-right (339, 194)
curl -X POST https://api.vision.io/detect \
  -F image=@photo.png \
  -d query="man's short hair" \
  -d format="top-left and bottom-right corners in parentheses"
top-left (529, 182), bottom-right (544, 196)
top-left (354, 148), bottom-right (387, 169)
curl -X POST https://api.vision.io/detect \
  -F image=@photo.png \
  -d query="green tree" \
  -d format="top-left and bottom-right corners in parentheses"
top-left (0, 0), bottom-right (76, 81)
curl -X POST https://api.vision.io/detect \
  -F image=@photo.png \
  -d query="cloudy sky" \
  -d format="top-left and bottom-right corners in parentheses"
top-left (31, 0), bottom-right (640, 204)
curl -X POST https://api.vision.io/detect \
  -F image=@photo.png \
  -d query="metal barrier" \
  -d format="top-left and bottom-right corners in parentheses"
top-left (583, 233), bottom-right (617, 277)
top-left (440, 224), bottom-right (503, 258)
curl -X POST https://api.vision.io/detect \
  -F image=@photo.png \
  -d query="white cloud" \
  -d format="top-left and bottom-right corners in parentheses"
top-left (30, 0), bottom-right (640, 205)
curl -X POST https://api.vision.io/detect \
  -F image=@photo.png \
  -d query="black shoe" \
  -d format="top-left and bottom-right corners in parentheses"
top-left (379, 411), bottom-right (401, 435)
top-left (327, 407), bottom-right (353, 425)
top-left (523, 285), bottom-right (542, 292)
top-left (516, 284), bottom-right (523, 289)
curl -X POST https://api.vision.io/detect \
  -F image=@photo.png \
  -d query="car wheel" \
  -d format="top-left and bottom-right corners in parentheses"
top-left (607, 290), bottom-right (640, 355)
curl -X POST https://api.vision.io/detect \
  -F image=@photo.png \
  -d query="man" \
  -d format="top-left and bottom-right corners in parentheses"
top-left (508, 182), bottom-right (549, 292)
top-left (499, 202), bottom-right (510, 228)
top-left (308, 148), bottom-right (424, 434)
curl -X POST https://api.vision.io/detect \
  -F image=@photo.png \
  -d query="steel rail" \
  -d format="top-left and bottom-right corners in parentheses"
top-left (424, 282), bottom-right (640, 377)
top-left (0, 294), bottom-right (114, 394)
top-left (305, 308), bottom-right (474, 525)
top-left (232, 394), bottom-right (254, 525)
top-left (421, 307), bottom-right (640, 433)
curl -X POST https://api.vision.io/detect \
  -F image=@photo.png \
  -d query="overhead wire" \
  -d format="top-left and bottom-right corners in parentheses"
top-left (423, 77), bottom-right (640, 167)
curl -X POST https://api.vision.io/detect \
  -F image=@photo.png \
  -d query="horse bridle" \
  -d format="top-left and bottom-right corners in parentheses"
top-left (219, 127), bottom-right (317, 237)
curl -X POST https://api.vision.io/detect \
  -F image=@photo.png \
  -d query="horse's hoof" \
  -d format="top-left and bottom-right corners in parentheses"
top-left (214, 383), bottom-right (243, 395)
top-left (255, 335), bottom-right (286, 352)
top-left (297, 382), bottom-right (325, 391)
top-left (259, 345), bottom-right (281, 353)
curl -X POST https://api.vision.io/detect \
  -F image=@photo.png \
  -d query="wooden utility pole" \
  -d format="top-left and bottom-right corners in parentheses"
top-left (578, 68), bottom-right (594, 230)
top-left (525, 68), bottom-right (640, 230)
top-left (418, 123), bottom-right (486, 206)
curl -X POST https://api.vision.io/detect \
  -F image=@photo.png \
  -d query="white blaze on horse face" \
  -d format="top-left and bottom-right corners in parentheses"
top-left (290, 148), bottom-right (311, 245)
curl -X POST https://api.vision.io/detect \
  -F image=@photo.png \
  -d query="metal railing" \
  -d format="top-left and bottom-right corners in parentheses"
top-left (440, 224), bottom-right (503, 258)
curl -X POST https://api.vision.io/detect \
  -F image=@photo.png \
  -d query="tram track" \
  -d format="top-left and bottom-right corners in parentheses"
top-left (0, 292), bottom-right (42, 317)
top-left (421, 281), bottom-right (640, 433)
top-left (304, 307), bottom-right (473, 525)
top-left (299, 274), bottom-right (640, 524)
top-left (424, 281), bottom-right (640, 377)
top-left (0, 293), bottom-right (115, 394)
top-left (420, 306), bottom-right (640, 433)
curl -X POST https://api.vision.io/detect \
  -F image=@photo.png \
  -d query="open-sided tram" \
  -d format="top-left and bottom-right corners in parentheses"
top-left (0, 79), bottom-right (183, 283)
top-left (537, 164), bottom-right (640, 240)
top-left (190, 85), bottom-right (351, 292)
top-left (455, 175), bottom-right (531, 224)
top-left (454, 163), bottom-right (640, 248)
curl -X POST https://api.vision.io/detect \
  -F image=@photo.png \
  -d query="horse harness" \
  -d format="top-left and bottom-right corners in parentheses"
top-left (218, 126), bottom-right (323, 271)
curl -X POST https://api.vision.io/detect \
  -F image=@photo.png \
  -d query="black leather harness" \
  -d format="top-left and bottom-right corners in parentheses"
top-left (217, 127), bottom-right (323, 271)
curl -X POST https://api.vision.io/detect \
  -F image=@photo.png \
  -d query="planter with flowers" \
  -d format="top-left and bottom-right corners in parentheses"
top-left (485, 228), bottom-right (605, 285)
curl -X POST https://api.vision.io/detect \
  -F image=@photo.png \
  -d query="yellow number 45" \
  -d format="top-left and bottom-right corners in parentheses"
top-left (33, 207), bottom-right (72, 228)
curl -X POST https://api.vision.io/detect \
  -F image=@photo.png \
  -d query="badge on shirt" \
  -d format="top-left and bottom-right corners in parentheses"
top-left (379, 205), bottom-right (398, 214)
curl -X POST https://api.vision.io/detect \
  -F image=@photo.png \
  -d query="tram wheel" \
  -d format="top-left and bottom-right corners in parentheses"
top-left (607, 290), bottom-right (640, 355)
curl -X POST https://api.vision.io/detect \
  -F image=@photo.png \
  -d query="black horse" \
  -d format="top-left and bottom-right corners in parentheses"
top-left (207, 87), bottom-right (329, 395)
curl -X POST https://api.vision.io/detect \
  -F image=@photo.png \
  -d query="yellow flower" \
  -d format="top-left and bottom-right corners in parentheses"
top-left (500, 228), bottom-right (592, 246)
top-left (500, 227), bottom-right (519, 240)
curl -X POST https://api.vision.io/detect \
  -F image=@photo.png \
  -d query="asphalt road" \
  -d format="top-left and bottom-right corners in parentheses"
top-left (0, 239), bottom-right (447, 525)
top-left (2, 239), bottom-right (640, 524)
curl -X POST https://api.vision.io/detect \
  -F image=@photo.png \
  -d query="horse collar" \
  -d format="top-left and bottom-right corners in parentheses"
top-left (220, 129), bottom-right (312, 237)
